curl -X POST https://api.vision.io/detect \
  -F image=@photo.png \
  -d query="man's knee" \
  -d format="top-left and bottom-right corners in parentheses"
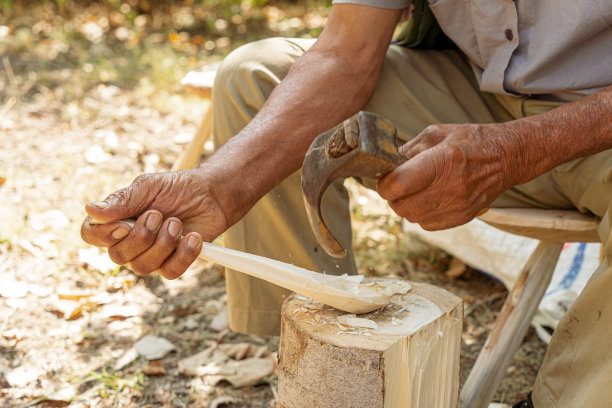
top-left (211, 37), bottom-right (308, 145)
top-left (213, 37), bottom-right (304, 108)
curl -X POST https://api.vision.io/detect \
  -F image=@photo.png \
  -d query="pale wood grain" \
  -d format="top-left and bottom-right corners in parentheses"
top-left (278, 280), bottom-right (463, 408)
top-left (199, 242), bottom-right (392, 314)
top-left (479, 208), bottom-right (599, 242)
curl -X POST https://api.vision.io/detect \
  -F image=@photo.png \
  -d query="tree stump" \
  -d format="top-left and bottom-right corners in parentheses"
top-left (278, 278), bottom-right (463, 408)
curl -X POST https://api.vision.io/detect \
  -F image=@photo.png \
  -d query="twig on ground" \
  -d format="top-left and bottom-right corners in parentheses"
top-left (2, 56), bottom-right (17, 95)
top-left (0, 96), bottom-right (16, 116)
top-left (269, 382), bottom-right (278, 404)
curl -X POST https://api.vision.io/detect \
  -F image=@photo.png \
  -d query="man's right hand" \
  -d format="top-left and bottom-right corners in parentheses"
top-left (80, 168), bottom-right (228, 279)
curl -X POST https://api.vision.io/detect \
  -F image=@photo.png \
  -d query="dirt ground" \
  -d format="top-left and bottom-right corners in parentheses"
top-left (0, 2), bottom-right (547, 407)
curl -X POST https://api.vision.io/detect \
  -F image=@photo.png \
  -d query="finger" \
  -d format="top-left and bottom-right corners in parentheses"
top-left (80, 216), bottom-right (132, 247)
top-left (107, 210), bottom-right (163, 265)
top-left (399, 125), bottom-right (446, 160)
top-left (129, 218), bottom-right (182, 276)
top-left (85, 174), bottom-right (158, 224)
top-left (157, 232), bottom-right (202, 280)
top-left (418, 211), bottom-right (476, 231)
top-left (390, 190), bottom-right (481, 231)
top-left (377, 149), bottom-right (438, 202)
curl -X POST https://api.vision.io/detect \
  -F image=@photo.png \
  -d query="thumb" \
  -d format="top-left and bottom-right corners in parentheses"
top-left (377, 150), bottom-right (437, 202)
top-left (85, 176), bottom-right (157, 223)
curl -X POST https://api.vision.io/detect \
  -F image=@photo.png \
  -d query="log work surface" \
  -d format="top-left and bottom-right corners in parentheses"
top-left (278, 278), bottom-right (463, 408)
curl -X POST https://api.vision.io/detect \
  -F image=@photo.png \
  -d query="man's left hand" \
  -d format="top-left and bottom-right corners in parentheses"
top-left (377, 123), bottom-right (518, 230)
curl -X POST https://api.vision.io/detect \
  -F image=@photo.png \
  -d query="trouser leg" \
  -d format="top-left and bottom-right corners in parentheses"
top-left (212, 38), bottom-right (356, 336)
top-left (526, 149), bottom-right (612, 407)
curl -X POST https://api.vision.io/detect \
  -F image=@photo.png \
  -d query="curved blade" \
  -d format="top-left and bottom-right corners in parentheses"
top-left (301, 111), bottom-right (404, 258)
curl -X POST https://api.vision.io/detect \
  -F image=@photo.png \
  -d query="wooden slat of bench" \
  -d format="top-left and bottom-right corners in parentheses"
top-left (478, 208), bottom-right (600, 242)
top-left (180, 69), bottom-right (217, 99)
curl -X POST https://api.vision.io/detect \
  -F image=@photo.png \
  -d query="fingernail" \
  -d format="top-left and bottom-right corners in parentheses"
top-left (187, 235), bottom-right (201, 249)
top-left (89, 201), bottom-right (108, 208)
top-left (145, 213), bottom-right (162, 231)
top-left (112, 228), bottom-right (129, 240)
top-left (168, 220), bottom-right (181, 237)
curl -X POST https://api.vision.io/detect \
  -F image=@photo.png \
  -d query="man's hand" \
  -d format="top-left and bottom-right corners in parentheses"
top-left (377, 86), bottom-right (612, 231)
top-left (377, 123), bottom-right (517, 230)
top-left (81, 168), bottom-right (228, 279)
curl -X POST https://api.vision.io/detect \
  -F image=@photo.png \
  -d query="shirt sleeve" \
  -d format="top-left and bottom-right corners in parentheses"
top-left (332, 0), bottom-right (412, 9)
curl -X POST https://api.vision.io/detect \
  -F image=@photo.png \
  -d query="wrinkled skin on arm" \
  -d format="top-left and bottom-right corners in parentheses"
top-left (377, 85), bottom-right (612, 230)
top-left (81, 5), bottom-right (403, 279)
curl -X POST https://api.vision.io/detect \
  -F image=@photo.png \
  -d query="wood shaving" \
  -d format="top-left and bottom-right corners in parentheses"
top-left (337, 314), bottom-right (378, 330)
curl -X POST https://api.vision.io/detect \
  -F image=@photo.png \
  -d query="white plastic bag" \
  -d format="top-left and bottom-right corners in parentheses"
top-left (402, 219), bottom-right (601, 343)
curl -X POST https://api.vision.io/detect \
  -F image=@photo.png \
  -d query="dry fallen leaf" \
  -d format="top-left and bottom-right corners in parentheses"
top-left (57, 293), bottom-right (93, 301)
top-left (38, 400), bottom-right (70, 407)
top-left (134, 335), bottom-right (175, 360)
top-left (178, 343), bottom-right (273, 387)
top-left (78, 247), bottom-right (118, 274)
top-left (0, 176), bottom-right (5, 187)
top-left (220, 343), bottom-right (251, 361)
top-left (210, 396), bottom-right (241, 408)
top-left (102, 304), bottom-right (141, 320)
top-left (172, 304), bottom-right (198, 317)
top-left (445, 257), bottom-right (467, 279)
top-left (67, 300), bottom-right (98, 321)
top-left (178, 347), bottom-right (227, 376)
top-left (142, 360), bottom-right (166, 376)
top-left (210, 308), bottom-right (229, 332)
top-left (114, 347), bottom-right (138, 371)
top-left (0, 278), bottom-right (29, 298)
top-left (201, 357), bottom-right (274, 387)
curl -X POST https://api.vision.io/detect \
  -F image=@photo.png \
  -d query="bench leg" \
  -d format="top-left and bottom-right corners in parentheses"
top-left (459, 240), bottom-right (563, 408)
top-left (172, 101), bottom-right (213, 171)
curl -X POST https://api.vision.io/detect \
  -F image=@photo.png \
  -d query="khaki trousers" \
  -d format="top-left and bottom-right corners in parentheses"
top-left (212, 38), bottom-right (612, 407)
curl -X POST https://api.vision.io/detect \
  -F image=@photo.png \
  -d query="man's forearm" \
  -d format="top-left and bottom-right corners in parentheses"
top-left (505, 85), bottom-right (612, 186)
top-left (201, 6), bottom-right (402, 227)
top-left (204, 48), bottom-right (378, 223)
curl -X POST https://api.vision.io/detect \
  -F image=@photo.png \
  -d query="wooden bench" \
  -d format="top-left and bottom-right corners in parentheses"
top-left (460, 208), bottom-right (600, 408)
top-left (172, 66), bottom-right (218, 171)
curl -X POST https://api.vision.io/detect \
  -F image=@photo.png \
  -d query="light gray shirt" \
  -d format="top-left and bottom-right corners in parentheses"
top-left (333, 0), bottom-right (612, 100)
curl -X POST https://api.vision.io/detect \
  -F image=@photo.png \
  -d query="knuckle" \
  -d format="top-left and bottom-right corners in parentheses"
top-left (159, 264), bottom-right (185, 280)
top-left (390, 200), bottom-right (412, 221)
top-left (423, 124), bottom-right (438, 134)
top-left (160, 229), bottom-right (181, 246)
top-left (129, 260), bottom-right (155, 276)
top-left (80, 223), bottom-right (92, 243)
top-left (108, 250), bottom-right (129, 266)
top-left (128, 264), bottom-right (149, 277)
top-left (421, 222), bottom-right (439, 231)
top-left (175, 251), bottom-right (195, 269)
top-left (132, 173), bottom-right (150, 186)
top-left (377, 181), bottom-right (391, 200)
top-left (446, 144), bottom-right (464, 161)
top-left (106, 187), bottom-right (130, 206)
top-left (133, 225), bottom-right (157, 242)
top-left (176, 247), bottom-right (197, 268)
